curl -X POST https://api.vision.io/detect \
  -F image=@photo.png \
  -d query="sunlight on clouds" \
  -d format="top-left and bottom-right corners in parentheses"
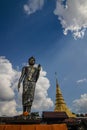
top-left (73, 94), bottom-right (87, 113)
top-left (24, 0), bottom-right (44, 15)
top-left (54, 0), bottom-right (87, 39)
top-left (0, 56), bottom-right (53, 116)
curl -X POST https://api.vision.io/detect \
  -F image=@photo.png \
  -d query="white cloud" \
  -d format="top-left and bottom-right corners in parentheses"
top-left (0, 56), bottom-right (20, 116)
top-left (54, 0), bottom-right (87, 39)
top-left (32, 68), bottom-right (53, 111)
top-left (0, 56), bottom-right (53, 116)
top-left (0, 56), bottom-right (16, 101)
top-left (0, 100), bottom-right (17, 116)
top-left (73, 94), bottom-right (87, 113)
top-left (24, 0), bottom-right (44, 15)
top-left (76, 78), bottom-right (87, 84)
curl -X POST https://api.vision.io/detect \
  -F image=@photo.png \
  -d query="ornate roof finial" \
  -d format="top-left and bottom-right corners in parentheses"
top-left (55, 72), bottom-right (58, 85)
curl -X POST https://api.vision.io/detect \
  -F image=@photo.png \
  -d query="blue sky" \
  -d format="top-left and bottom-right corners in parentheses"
top-left (0, 0), bottom-right (87, 115)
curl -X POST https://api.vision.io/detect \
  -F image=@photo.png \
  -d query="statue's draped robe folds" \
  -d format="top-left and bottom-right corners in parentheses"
top-left (19, 65), bottom-right (40, 112)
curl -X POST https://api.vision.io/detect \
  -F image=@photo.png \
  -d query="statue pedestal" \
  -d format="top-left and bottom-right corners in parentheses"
top-left (0, 113), bottom-right (41, 124)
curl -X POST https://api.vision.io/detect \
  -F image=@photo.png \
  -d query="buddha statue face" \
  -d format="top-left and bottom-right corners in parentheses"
top-left (28, 56), bottom-right (35, 65)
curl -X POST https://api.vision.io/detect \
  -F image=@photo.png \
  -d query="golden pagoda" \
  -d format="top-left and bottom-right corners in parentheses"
top-left (54, 79), bottom-right (76, 118)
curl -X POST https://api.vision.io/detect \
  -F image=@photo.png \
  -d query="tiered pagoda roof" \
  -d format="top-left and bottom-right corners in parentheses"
top-left (54, 79), bottom-right (76, 118)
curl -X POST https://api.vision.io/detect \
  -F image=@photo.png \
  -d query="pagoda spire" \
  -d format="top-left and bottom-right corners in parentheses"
top-left (54, 74), bottom-right (76, 118)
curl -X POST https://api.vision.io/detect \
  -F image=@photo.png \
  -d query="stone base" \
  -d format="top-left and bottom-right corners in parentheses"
top-left (0, 112), bottom-right (41, 124)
